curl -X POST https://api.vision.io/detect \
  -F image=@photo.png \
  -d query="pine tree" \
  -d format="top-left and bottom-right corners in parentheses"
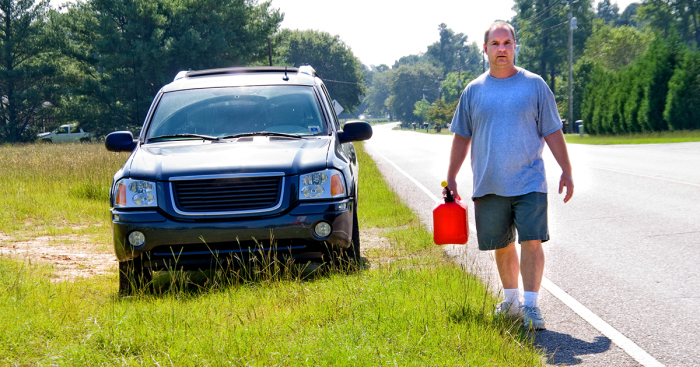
top-left (623, 62), bottom-right (647, 132)
top-left (57, 0), bottom-right (282, 135)
top-left (664, 48), bottom-right (700, 130)
top-left (637, 34), bottom-right (683, 132)
top-left (512, 0), bottom-right (595, 91)
top-left (0, 0), bottom-right (59, 142)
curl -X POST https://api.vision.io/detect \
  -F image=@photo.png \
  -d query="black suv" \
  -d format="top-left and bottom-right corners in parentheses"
top-left (105, 66), bottom-right (372, 291)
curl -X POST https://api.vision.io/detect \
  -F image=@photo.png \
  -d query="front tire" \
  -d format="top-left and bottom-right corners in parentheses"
top-left (118, 255), bottom-right (152, 294)
top-left (343, 205), bottom-right (361, 262)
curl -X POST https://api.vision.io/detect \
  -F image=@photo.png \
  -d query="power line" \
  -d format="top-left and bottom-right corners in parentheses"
top-left (538, 19), bottom-right (569, 34)
top-left (323, 78), bottom-right (363, 85)
top-left (519, 7), bottom-right (567, 33)
top-left (517, 0), bottom-right (565, 28)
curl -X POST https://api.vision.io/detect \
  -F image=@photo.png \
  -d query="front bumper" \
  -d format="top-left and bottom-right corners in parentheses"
top-left (111, 198), bottom-right (354, 268)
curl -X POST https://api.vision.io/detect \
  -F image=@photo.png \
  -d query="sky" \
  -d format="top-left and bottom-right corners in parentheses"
top-left (271, 0), bottom-right (640, 67)
top-left (49, 0), bottom-right (640, 67)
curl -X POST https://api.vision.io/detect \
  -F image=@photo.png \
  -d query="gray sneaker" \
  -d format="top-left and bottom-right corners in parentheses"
top-left (522, 306), bottom-right (546, 330)
top-left (494, 301), bottom-right (523, 318)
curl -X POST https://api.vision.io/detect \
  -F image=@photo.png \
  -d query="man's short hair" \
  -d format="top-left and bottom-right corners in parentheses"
top-left (484, 21), bottom-right (516, 45)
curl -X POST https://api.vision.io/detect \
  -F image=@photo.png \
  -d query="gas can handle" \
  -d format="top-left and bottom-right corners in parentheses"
top-left (441, 181), bottom-right (455, 203)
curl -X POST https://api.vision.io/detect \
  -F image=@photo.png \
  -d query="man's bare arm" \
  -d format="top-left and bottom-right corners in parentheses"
top-left (446, 134), bottom-right (471, 199)
top-left (543, 130), bottom-right (574, 203)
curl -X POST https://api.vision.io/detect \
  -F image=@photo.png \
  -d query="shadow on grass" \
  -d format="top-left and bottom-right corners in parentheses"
top-left (118, 239), bottom-right (366, 299)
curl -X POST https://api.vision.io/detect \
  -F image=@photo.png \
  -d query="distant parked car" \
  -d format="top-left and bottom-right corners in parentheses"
top-left (37, 124), bottom-right (93, 143)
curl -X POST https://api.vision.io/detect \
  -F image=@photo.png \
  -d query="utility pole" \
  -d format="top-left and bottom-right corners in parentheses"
top-left (568, 4), bottom-right (577, 134)
top-left (268, 38), bottom-right (273, 67)
top-left (458, 52), bottom-right (462, 88)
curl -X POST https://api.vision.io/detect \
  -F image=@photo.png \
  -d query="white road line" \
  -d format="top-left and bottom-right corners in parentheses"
top-left (542, 279), bottom-right (664, 367)
top-left (369, 146), bottom-right (664, 367)
top-left (588, 164), bottom-right (700, 188)
top-left (371, 150), bottom-right (443, 205)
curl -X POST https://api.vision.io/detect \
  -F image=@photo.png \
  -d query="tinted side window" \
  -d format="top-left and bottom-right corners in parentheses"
top-left (319, 83), bottom-right (341, 131)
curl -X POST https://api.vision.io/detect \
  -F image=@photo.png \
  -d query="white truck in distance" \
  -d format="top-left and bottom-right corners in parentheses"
top-left (37, 124), bottom-right (93, 143)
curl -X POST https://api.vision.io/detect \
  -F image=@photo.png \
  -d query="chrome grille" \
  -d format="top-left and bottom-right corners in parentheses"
top-left (171, 176), bottom-right (283, 214)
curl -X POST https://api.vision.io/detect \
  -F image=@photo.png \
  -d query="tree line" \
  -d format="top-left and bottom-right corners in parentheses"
top-left (359, 0), bottom-right (700, 135)
top-left (0, 0), bottom-right (364, 143)
top-left (3, 0), bottom-right (699, 143)
top-left (358, 23), bottom-right (483, 130)
top-left (513, 0), bottom-right (699, 135)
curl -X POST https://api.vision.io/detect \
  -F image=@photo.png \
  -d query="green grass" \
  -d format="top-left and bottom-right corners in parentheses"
top-left (0, 142), bottom-right (542, 365)
top-left (0, 142), bottom-right (128, 244)
top-left (392, 125), bottom-right (454, 135)
top-left (565, 130), bottom-right (700, 145)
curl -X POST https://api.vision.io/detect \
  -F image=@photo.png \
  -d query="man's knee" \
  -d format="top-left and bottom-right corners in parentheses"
top-left (519, 240), bottom-right (542, 252)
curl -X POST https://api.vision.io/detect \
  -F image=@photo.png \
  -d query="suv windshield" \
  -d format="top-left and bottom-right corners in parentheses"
top-left (146, 86), bottom-right (327, 140)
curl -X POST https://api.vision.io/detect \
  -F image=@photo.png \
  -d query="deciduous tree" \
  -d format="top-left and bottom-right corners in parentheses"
top-left (276, 29), bottom-right (365, 114)
top-left (386, 63), bottom-right (441, 126)
top-left (413, 98), bottom-right (430, 123)
top-left (363, 69), bottom-right (392, 118)
top-left (440, 70), bottom-right (476, 104)
top-left (583, 20), bottom-right (653, 71)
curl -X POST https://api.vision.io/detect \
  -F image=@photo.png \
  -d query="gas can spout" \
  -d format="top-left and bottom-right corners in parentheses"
top-left (441, 181), bottom-right (454, 203)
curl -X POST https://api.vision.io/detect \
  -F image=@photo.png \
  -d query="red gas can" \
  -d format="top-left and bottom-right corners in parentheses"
top-left (433, 181), bottom-right (469, 245)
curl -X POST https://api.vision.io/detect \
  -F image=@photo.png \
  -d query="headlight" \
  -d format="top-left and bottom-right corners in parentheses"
top-left (299, 169), bottom-right (346, 200)
top-left (113, 178), bottom-right (158, 208)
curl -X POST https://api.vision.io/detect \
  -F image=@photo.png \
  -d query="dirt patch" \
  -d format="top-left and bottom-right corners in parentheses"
top-left (360, 227), bottom-right (392, 250)
top-left (360, 227), bottom-right (401, 268)
top-left (0, 232), bottom-right (116, 282)
top-left (0, 228), bottom-right (393, 281)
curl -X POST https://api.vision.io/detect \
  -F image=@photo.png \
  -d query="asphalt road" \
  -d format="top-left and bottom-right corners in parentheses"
top-left (363, 123), bottom-right (700, 366)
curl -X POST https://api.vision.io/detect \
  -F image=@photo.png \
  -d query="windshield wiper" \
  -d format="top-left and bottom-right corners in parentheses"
top-left (222, 132), bottom-right (302, 139)
top-left (148, 134), bottom-right (220, 142)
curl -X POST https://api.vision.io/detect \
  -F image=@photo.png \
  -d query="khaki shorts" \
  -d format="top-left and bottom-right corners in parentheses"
top-left (473, 192), bottom-right (549, 251)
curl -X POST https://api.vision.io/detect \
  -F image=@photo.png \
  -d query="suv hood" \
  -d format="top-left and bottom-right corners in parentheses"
top-left (127, 138), bottom-right (331, 180)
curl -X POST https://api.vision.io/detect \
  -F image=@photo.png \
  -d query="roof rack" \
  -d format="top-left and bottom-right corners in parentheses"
top-left (298, 65), bottom-right (317, 77)
top-left (173, 67), bottom-right (301, 81)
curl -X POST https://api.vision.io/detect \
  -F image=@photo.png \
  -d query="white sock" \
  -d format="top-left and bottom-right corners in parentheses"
top-left (523, 291), bottom-right (539, 308)
top-left (503, 289), bottom-right (521, 307)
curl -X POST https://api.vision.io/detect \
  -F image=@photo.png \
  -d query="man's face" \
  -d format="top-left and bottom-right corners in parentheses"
top-left (483, 27), bottom-right (516, 69)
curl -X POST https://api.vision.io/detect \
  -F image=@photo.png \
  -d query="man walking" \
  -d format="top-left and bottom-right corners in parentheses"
top-left (446, 21), bottom-right (574, 330)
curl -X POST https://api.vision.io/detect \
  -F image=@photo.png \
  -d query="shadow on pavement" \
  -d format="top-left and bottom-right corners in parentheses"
top-left (534, 330), bottom-right (611, 365)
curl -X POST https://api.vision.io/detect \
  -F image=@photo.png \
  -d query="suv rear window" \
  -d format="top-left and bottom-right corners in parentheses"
top-left (146, 86), bottom-right (327, 139)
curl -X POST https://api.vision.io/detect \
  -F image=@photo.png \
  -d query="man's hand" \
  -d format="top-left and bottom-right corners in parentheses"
top-left (544, 130), bottom-right (574, 203)
top-left (444, 178), bottom-right (459, 200)
top-left (559, 172), bottom-right (574, 203)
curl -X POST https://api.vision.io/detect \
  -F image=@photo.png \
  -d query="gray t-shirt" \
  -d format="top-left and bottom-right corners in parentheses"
top-left (450, 68), bottom-right (562, 199)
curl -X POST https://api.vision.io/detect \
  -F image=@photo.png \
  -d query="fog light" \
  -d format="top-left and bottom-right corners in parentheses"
top-left (314, 222), bottom-right (332, 238)
top-left (337, 202), bottom-right (347, 211)
top-left (128, 231), bottom-right (146, 248)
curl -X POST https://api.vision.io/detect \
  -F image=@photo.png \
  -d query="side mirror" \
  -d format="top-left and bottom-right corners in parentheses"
top-left (338, 121), bottom-right (373, 144)
top-left (105, 131), bottom-right (138, 152)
